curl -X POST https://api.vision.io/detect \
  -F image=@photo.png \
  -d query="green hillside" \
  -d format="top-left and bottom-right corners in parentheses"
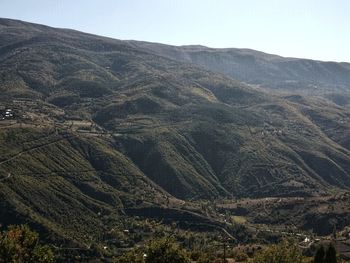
top-left (2, 18), bottom-right (350, 248)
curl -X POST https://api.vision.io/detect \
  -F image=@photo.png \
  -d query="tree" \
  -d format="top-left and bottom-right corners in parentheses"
top-left (314, 245), bottom-right (325, 263)
top-left (234, 251), bottom-right (248, 262)
top-left (252, 239), bottom-right (303, 263)
top-left (145, 237), bottom-right (190, 263)
top-left (114, 249), bottom-right (144, 263)
top-left (324, 243), bottom-right (337, 263)
top-left (0, 224), bottom-right (54, 263)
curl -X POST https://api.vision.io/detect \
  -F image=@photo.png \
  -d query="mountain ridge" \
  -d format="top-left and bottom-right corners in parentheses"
top-left (127, 40), bottom-right (350, 95)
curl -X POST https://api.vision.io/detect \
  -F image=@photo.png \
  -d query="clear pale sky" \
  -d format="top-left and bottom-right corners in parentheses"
top-left (0, 0), bottom-right (349, 62)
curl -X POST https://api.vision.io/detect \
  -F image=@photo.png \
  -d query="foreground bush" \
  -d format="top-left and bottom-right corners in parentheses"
top-left (114, 249), bottom-right (145, 263)
top-left (252, 239), bottom-right (303, 263)
top-left (0, 224), bottom-right (54, 263)
top-left (314, 243), bottom-right (338, 263)
top-left (115, 237), bottom-right (190, 263)
top-left (145, 237), bottom-right (190, 263)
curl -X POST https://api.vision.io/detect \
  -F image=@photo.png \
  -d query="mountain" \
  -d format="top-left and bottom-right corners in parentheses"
top-left (1, 18), bottom-right (350, 246)
top-left (128, 41), bottom-right (350, 96)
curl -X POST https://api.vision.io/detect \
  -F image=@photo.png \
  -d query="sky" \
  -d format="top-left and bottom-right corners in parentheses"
top-left (0, 0), bottom-right (349, 62)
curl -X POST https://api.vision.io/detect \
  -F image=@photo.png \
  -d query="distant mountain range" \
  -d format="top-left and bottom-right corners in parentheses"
top-left (1, 18), bottom-right (350, 245)
top-left (128, 40), bottom-right (350, 95)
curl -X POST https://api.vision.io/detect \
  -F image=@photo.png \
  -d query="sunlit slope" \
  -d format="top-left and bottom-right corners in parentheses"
top-left (128, 40), bottom-right (350, 93)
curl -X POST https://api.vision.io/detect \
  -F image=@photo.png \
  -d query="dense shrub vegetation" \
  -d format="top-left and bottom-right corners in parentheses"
top-left (0, 225), bottom-right (54, 263)
top-left (114, 237), bottom-right (190, 263)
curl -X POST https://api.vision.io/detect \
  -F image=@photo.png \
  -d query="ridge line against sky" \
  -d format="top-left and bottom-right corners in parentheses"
top-left (0, 0), bottom-right (349, 63)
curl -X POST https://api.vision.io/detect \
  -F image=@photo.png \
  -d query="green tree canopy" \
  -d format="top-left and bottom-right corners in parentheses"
top-left (0, 224), bottom-right (54, 263)
top-left (145, 237), bottom-right (190, 263)
top-left (313, 243), bottom-right (338, 263)
top-left (252, 239), bottom-right (303, 263)
top-left (114, 249), bottom-right (144, 263)
top-left (314, 245), bottom-right (326, 263)
top-left (324, 243), bottom-right (337, 263)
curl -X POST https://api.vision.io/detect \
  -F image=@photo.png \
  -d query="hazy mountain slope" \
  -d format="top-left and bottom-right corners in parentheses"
top-left (128, 41), bottom-right (350, 93)
top-left (2, 18), bottom-right (350, 244)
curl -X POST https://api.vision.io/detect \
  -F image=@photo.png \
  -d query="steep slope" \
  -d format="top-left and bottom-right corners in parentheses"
top-left (2, 18), bottom-right (350, 198)
top-left (2, 18), bottom-right (350, 245)
top-left (0, 126), bottom-right (169, 244)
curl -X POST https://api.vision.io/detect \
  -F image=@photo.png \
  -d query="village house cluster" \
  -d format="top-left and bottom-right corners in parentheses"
top-left (0, 108), bottom-right (13, 120)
